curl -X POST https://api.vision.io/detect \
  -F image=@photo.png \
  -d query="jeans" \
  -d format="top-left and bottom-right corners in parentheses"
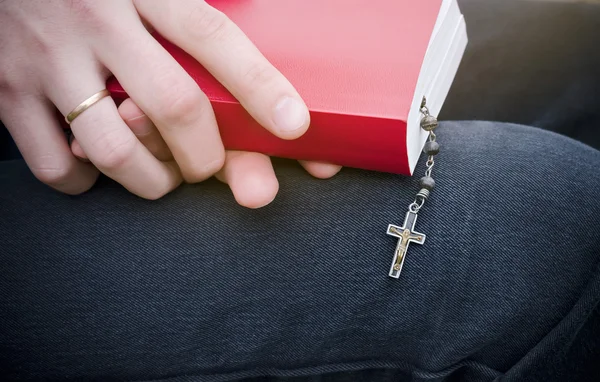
top-left (0, 121), bottom-right (599, 381)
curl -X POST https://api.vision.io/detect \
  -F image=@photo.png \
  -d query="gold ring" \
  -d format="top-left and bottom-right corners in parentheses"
top-left (65, 89), bottom-right (110, 125)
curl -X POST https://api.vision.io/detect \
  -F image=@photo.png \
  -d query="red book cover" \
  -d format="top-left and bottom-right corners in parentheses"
top-left (107, 0), bottom-right (466, 175)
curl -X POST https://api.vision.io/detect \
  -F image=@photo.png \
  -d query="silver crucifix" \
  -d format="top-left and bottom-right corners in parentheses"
top-left (386, 211), bottom-right (426, 278)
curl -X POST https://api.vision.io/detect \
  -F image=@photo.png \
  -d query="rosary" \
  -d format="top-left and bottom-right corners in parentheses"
top-left (386, 97), bottom-right (439, 278)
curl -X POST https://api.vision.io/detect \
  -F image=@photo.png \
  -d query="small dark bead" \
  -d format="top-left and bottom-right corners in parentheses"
top-left (423, 141), bottom-right (440, 155)
top-left (420, 115), bottom-right (438, 131)
top-left (420, 176), bottom-right (435, 190)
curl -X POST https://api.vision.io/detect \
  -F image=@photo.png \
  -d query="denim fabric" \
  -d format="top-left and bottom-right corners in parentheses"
top-left (0, 121), bottom-right (599, 381)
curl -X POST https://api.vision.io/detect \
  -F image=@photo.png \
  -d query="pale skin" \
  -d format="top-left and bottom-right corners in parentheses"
top-left (0, 0), bottom-right (342, 208)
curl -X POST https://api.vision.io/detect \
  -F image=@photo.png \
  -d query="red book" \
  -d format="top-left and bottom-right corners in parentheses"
top-left (107, 0), bottom-right (467, 175)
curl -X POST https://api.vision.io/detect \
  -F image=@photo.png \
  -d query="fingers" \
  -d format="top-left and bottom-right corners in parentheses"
top-left (93, 10), bottom-right (225, 184)
top-left (299, 161), bottom-right (343, 179)
top-left (47, 75), bottom-right (182, 200)
top-left (70, 137), bottom-right (89, 162)
top-left (71, 96), bottom-right (182, 200)
top-left (133, 0), bottom-right (310, 140)
top-left (116, 99), bottom-right (340, 182)
top-left (117, 99), bottom-right (173, 161)
top-left (70, 96), bottom-right (342, 193)
top-left (0, 96), bottom-right (99, 195)
top-left (71, 98), bottom-right (173, 162)
top-left (37, 33), bottom-right (183, 200)
top-left (69, 99), bottom-right (281, 209)
top-left (115, 94), bottom-right (341, 183)
top-left (116, 99), bottom-right (280, 208)
top-left (215, 152), bottom-right (279, 209)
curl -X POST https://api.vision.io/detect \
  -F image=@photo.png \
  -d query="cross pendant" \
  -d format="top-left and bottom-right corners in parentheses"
top-left (386, 211), bottom-right (426, 278)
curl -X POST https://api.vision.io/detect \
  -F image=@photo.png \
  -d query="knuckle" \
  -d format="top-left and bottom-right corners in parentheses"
top-left (144, 182), bottom-right (175, 201)
top-left (184, 6), bottom-right (232, 42)
top-left (158, 86), bottom-right (207, 129)
top-left (184, 155), bottom-right (225, 183)
top-left (94, 131), bottom-right (137, 171)
top-left (70, 0), bottom-right (112, 33)
top-left (144, 188), bottom-right (169, 201)
top-left (0, 73), bottom-right (16, 98)
top-left (31, 162), bottom-right (72, 187)
top-left (205, 154), bottom-right (226, 175)
top-left (0, 59), bottom-right (34, 98)
top-left (241, 63), bottom-right (280, 94)
top-left (69, 0), bottom-right (97, 16)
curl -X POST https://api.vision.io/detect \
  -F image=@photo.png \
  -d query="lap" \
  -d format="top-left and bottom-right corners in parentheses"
top-left (1, 121), bottom-right (599, 381)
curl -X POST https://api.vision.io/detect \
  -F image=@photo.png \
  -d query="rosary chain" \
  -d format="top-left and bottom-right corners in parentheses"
top-left (408, 98), bottom-right (439, 213)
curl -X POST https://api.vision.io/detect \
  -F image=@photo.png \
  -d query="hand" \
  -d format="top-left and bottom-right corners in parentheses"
top-left (0, 0), bottom-right (341, 208)
top-left (71, 98), bottom-right (343, 208)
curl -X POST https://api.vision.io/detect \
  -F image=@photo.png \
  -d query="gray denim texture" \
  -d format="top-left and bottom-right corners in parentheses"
top-left (1, 121), bottom-right (599, 381)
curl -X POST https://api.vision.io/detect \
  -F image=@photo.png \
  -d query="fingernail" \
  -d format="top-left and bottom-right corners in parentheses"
top-left (273, 96), bottom-right (308, 133)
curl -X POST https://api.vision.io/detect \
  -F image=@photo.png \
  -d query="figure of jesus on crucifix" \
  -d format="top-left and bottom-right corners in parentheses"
top-left (387, 211), bottom-right (426, 278)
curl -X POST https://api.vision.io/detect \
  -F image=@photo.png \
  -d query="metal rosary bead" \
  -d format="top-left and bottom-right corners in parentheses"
top-left (420, 115), bottom-right (438, 131)
top-left (423, 141), bottom-right (440, 155)
top-left (419, 176), bottom-right (435, 190)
